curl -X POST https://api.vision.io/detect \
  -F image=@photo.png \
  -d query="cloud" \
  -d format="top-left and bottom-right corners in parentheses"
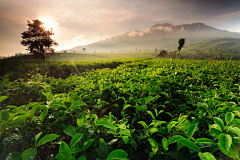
top-left (73, 34), bottom-right (87, 42)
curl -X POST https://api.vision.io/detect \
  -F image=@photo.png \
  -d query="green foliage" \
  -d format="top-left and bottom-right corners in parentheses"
top-left (21, 148), bottom-right (37, 160)
top-left (1, 59), bottom-right (240, 160)
top-left (36, 134), bottom-right (59, 147)
top-left (198, 152), bottom-right (216, 160)
top-left (107, 149), bottom-right (128, 160)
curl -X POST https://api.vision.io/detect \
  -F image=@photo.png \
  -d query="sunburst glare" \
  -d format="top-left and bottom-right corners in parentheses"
top-left (40, 18), bottom-right (56, 30)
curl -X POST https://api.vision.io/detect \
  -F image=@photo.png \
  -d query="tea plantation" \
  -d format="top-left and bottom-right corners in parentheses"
top-left (0, 58), bottom-right (240, 160)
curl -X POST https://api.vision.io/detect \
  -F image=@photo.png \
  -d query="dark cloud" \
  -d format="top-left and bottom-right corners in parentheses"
top-left (181, 0), bottom-right (240, 16)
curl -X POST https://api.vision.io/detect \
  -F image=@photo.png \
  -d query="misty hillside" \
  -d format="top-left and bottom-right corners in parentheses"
top-left (181, 38), bottom-right (240, 55)
top-left (70, 23), bottom-right (240, 52)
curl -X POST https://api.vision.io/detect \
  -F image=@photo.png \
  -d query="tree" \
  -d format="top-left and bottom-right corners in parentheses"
top-left (177, 38), bottom-right (185, 59)
top-left (157, 50), bottom-right (168, 58)
top-left (20, 19), bottom-right (58, 61)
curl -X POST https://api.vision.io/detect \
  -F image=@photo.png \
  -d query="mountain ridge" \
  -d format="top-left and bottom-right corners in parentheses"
top-left (70, 23), bottom-right (240, 52)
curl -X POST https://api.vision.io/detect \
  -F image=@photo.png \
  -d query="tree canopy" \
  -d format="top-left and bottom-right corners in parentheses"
top-left (20, 19), bottom-right (58, 61)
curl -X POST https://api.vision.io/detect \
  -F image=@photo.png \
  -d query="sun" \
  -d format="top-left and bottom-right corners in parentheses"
top-left (40, 18), bottom-right (56, 30)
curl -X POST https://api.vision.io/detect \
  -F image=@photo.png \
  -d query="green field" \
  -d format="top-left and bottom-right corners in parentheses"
top-left (0, 58), bottom-right (240, 160)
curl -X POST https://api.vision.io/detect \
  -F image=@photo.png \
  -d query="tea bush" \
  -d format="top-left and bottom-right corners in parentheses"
top-left (0, 59), bottom-right (240, 160)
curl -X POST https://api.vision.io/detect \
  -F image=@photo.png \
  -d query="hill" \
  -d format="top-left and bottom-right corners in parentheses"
top-left (179, 38), bottom-right (240, 60)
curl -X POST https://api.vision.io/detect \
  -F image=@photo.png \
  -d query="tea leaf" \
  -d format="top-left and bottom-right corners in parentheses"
top-left (187, 123), bottom-right (198, 139)
top-left (148, 138), bottom-right (158, 149)
top-left (119, 129), bottom-right (131, 137)
top-left (232, 119), bottom-right (240, 128)
top-left (198, 152), bottom-right (216, 160)
top-left (218, 134), bottom-right (232, 151)
top-left (154, 121), bottom-right (167, 128)
top-left (211, 124), bottom-right (222, 132)
top-left (49, 101), bottom-right (66, 109)
top-left (77, 118), bottom-right (84, 127)
top-left (129, 138), bottom-right (137, 149)
top-left (107, 149), bottom-right (128, 160)
top-left (209, 145), bottom-right (219, 153)
top-left (21, 148), bottom-right (37, 160)
top-left (121, 136), bottom-right (129, 144)
top-left (3, 133), bottom-right (20, 148)
top-left (167, 121), bottom-right (178, 132)
top-left (145, 96), bottom-right (154, 104)
top-left (195, 138), bottom-right (214, 144)
top-left (218, 145), bottom-right (239, 159)
top-left (225, 112), bottom-right (234, 125)
top-left (169, 135), bottom-right (183, 144)
top-left (162, 137), bottom-right (169, 150)
top-left (70, 133), bottom-right (84, 149)
top-left (71, 147), bottom-right (82, 154)
top-left (1, 110), bottom-right (9, 121)
top-left (213, 117), bottom-right (225, 132)
top-left (122, 104), bottom-right (132, 111)
top-left (37, 134), bottom-right (59, 147)
top-left (59, 142), bottom-right (71, 160)
top-left (138, 121), bottom-right (148, 129)
top-left (178, 115), bottom-right (188, 125)
top-left (96, 143), bottom-right (109, 159)
top-left (135, 105), bottom-right (147, 111)
top-left (147, 111), bottom-right (155, 120)
top-left (150, 128), bottom-right (158, 134)
top-left (14, 115), bottom-right (29, 126)
top-left (210, 128), bottom-right (222, 137)
top-left (177, 138), bottom-right (201, 152)
top-left (70, 101), bottom-right (87, 109)
top-left (82, 139), bottom-right (94, 151)
top-left (63, 125), bottom-right (76, 137)
top-left (229, 127), bottom-right (240, 136)
top-left (0, 96), bottom-right (8, 103)
top-left (77, 155), bottom-right (86, 160)
top-left (97, 119), bottom-right (117, 131)
top-left (34, 132), bottom-right (43, 146)
top-left (40, 110), bottom-right (48, 123)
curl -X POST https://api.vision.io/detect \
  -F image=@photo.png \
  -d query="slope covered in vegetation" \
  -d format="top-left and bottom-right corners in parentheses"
top-left (179, 38), bottom-right (240, 60)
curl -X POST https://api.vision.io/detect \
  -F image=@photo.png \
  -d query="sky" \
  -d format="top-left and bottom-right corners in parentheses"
top-left (1, 0), bottom-right (240, 57)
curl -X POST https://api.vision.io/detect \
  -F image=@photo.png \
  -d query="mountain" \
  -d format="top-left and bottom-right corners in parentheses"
top-left (70, 23), bottom-right (240, 52)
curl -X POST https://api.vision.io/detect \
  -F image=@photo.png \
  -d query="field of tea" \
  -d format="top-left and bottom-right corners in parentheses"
top-left (0, 58), bottom-right (240, 160)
